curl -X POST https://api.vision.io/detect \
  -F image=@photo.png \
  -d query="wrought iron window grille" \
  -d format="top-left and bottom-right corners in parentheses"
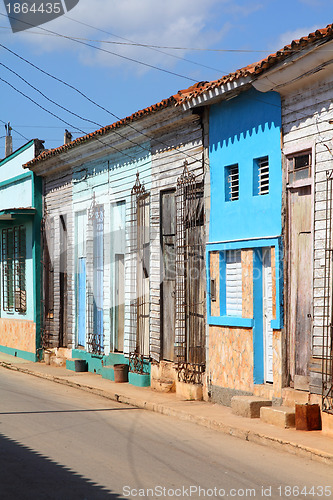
top-left (129, 352), bottom-right (150, 374)
top-left (2, 225), bottom-right (26, 313)
top-left (175, 161), bottom-right (206, 384)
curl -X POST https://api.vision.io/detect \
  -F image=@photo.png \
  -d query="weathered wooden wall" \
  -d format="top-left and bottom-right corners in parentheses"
top-left (281, 72), bottom-right (333, 393)
top-left (150, 110), bottom-right (204, 361)
top-left (44, 170), bottom-right (74, 348)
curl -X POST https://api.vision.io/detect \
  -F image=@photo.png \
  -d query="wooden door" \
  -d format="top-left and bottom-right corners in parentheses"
top-left (59, 214), bottom-right (67, 347)
top-left (288, 185), bottom-right (312, 384)
top-left (161, 190), bottom-right (176, 361)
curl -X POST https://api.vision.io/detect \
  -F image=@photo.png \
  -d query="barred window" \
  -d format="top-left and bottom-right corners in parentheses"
top-left (254, 156), bottom-right (269, 196)
top-left (1, 226), bottom-right (26, 313)
top-left (225, 164), bottom-right (239, 201)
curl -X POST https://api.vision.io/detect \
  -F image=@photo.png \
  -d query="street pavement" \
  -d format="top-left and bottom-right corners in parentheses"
top-left (0, 352), bottom-right (332, 469)
top-left (0, 366), bottom-right (332, 500)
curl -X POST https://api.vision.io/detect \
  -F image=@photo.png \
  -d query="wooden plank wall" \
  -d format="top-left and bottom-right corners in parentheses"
top-left (150, 110), bottom-right (204, 361)
top-left (282, 72), bottom-right (333, 392)
top-left (44, 170), bottom-right (74, 348)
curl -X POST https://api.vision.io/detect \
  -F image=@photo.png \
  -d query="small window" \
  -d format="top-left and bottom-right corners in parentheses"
top-left (225, 164), bottom-right (239, 201)
top-left (2, 225), bottom-right (26, 313)
top-left (254, 156), bottom-right (269, 196)
top-left (225, 250), bottom-right (242, 316)
top-left (287, 151), bottom-right (311, 183)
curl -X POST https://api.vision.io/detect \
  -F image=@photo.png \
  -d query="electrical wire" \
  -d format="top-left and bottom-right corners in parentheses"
top-left (0, 43), bottom-right (204, 165)
top-left (0, 12), bottom-right (197, 82)
top-left (0, 74), bottom-right (204, 175)
top-left (62, 16), bottom-right (225, 73)
top-left (0, 117), bottom-right (28, 140)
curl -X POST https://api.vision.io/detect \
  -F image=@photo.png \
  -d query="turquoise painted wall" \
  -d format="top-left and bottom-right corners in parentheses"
top-left (0, 217), bottom-right (34, 321)
top-left (209, 88), bottom-right (282, 243)
top-left (0, 142), bottom-right (42, 358)
top-left (0, 141), bottom-right (34, 183)
top-left (72, 143), bottom-right (152, 355)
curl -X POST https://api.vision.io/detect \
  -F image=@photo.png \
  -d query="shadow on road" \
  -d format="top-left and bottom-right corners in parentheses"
top-left (0, 432), bottom-right (126, 499)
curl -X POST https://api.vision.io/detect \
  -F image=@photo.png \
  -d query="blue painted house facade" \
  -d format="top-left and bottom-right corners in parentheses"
top-left (0, 139), bottom-right (44, 361)
top-left (203, 87), bottom-right (284, 404)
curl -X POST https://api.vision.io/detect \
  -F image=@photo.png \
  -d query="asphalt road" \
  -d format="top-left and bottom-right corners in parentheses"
top-left (0, 367), bottom-right (332, 500)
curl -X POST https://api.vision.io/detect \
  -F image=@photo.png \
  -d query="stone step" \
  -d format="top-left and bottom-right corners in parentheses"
top-left (66, 358), bottom-right (88, 372)
top-left (231, 396), bottom-right (272, 418)
top-left (151, 378), bottom-right (175, 393)
top-left (260, 406), bottom-right (295, 429)
top-left (49, 356), bottom-right (67, 368)
top-left (282, 388), bottom-right (310, 408)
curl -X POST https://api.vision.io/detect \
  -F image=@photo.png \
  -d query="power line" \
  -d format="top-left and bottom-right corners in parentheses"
top-left (0, 117), bottom-right (28, 140)
top-left (0, 60), bottom-right (159, 158)
top-left (62, 16), bottom-right (224, 73)
top-left (0, 43), bottom-right (203, 165)
top-left (0, 62), bottom-right (103, 128)
top-left (0, 12), bottom-right (197, 82)
top-left (0, 24), bottom-right (268, 52)
top-left (0, 74), bottom-right (203, 174)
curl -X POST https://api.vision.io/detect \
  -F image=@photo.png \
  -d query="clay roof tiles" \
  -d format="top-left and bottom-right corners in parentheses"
top-left (24, 24), bottom-right (333, 169)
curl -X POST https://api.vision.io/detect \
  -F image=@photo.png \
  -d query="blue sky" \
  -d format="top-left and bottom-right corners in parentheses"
top-left (0, 0), bottom-right (332, 154)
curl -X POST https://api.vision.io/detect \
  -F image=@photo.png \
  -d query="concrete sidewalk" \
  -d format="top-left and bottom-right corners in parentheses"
top-left (0, 352), bottom-right (332, 465)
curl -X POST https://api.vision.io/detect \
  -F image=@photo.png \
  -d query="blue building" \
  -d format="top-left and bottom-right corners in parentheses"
top-left (206, 87), bottom-right (284, 404)
top-left (0, 139), bottom-right (44, 361)
top-left (181, 85), bottom-right (284, 405)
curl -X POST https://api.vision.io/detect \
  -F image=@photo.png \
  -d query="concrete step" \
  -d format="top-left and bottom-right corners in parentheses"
top-left (66, 358), bottom-right (88, 372)
top-left (260, 405), bottom-right (295, 429)
top-left (282, 388), bottom-right (310, 408)
top-left (253, 385), bottom-right (274, 401)
top-left (49, 356), bottom-right (67, 367)
top-left (151, 378), bottom-right (175, 393)
top-left (231, 396), bottom-right (272, 418)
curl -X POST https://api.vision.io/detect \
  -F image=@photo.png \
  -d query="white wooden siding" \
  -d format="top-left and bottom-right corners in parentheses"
top-left (282, 72), bottom-right (333, 357)
top-left (225, 250), bottom-right (242, 316)
top-left (150, 111), bottom-right (204, 361)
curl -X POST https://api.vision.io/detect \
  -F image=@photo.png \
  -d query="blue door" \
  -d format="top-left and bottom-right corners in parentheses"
top-left (78, 257), bottom-right (86, 347)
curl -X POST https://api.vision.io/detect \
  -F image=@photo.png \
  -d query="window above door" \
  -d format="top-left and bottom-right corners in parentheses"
top-left (287, 150), bottom-right (312, 184)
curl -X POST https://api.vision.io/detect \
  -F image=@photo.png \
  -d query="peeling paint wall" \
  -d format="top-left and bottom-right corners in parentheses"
top-left (242, 249), bottom-right (253, 318)
top-left (0, 318), bottom-right (36, 353)
top-left (209, 325), bottom-right (253, 392)
top-left (210, 252), bottom-right (220, 317)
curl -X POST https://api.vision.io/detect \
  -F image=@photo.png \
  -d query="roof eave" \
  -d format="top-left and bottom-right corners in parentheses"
top-left (181, 75), bottom-right (253, 110)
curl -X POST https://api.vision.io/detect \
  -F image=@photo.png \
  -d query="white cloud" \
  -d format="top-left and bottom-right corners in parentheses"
top-left (273, 25), bottom-right (322, 51)
top-left (11, 0), bottom-right (236, 73)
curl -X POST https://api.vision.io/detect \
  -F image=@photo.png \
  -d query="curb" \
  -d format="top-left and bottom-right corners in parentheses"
top-left (1, 361), bottom-right (332, 466)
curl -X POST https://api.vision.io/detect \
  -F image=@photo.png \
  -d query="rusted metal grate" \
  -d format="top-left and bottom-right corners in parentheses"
top-left (87, 193), bottom-right (104, 355)
top-left (323, 169), bottom-right (333, 413)
top-left (2, 226), bottom-right (26, 313)
top-left (175, 161), bottom-right (205, 384)
top-left (129, 352), bottom-right (149, 374)
top-left (130, 172), bottom-right (150, 362)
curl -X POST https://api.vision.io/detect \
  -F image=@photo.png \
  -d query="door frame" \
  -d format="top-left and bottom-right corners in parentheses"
top-left (285, 146), bottom-right (314, 385)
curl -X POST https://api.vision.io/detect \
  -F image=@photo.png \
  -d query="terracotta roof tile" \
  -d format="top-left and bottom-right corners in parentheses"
top-left (24, 94), bottom-right (182, 168)
top-left (24, 23), bottom-right (333, 169)
top-left (175, 23), bottom-right (333, 105)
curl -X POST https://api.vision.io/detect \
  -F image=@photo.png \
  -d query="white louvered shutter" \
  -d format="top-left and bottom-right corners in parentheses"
top-left (226, 250), bottom-right (242, 316)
